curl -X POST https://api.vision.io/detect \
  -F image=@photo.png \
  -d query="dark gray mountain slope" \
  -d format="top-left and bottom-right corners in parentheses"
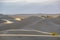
top-left (0, 16), bottom-right (43, 31)
top-left (0, 16), bottom-right (60, 34)
top-left (22, 18), bottom-right (60, 34)
top-left (0, 16), bottom-right (60, 40)
top-left (50, 17), bottom-right (60, 25)
top-left (0, 14), bottom-right (13, 20)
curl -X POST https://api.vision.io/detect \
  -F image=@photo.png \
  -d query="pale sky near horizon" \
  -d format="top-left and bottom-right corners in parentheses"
top-left (0, 0), bottom-right (60, 14)
top-left (0, 0), bottom-right (56, 2)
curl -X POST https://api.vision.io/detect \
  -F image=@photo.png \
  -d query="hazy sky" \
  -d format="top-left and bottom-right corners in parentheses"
top-left (0, 0), bottom-right (56, 3)
top-left (0, 0), bottom-right (60, 14)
